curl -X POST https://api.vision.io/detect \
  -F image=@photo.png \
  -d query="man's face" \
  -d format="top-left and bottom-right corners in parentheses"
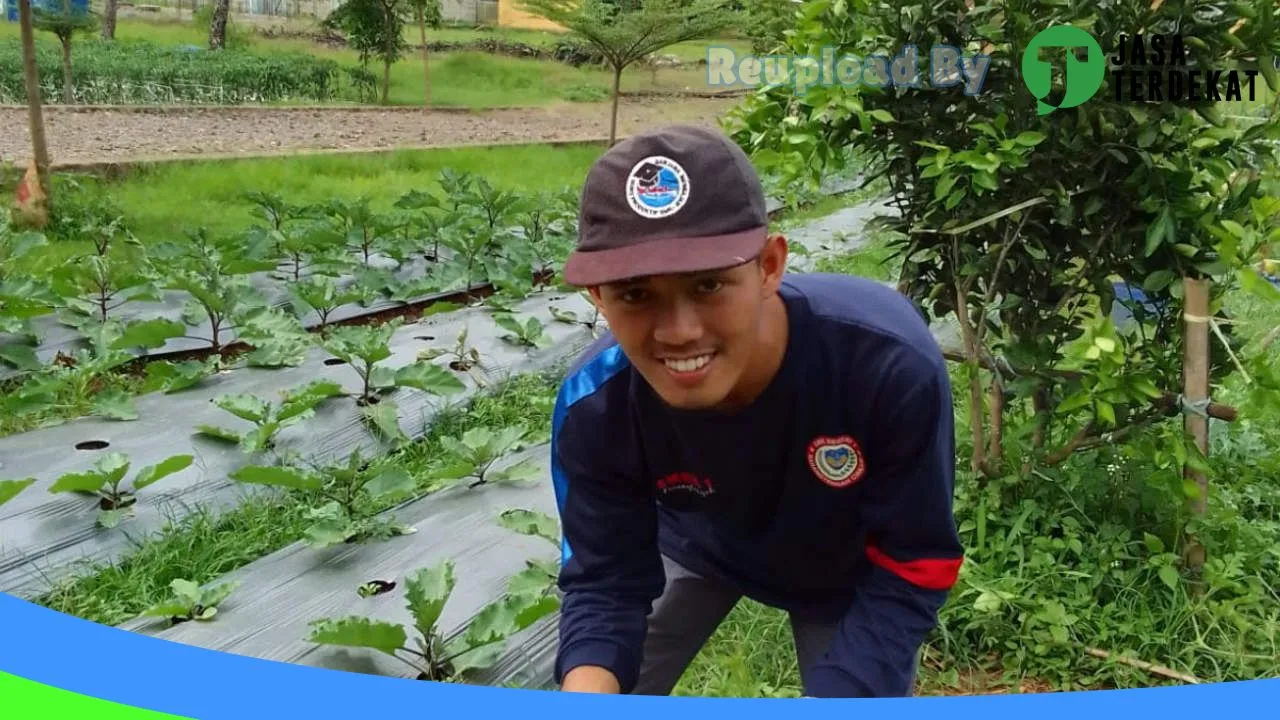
top-left (588, 235), bottom-right (788, 411)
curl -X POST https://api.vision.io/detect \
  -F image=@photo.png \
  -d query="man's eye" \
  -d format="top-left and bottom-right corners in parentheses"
top-left (620, 289), bottom-right (648, 303)
top-left (696, 279), bottom-right (723, 294)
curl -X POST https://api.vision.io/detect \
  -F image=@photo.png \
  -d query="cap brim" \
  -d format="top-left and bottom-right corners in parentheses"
top-left (561, 226), bottom-right (769, 287)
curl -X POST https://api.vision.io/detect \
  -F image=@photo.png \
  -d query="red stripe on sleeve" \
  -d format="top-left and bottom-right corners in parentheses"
top-left (865, 545), bottom-right (962, 591)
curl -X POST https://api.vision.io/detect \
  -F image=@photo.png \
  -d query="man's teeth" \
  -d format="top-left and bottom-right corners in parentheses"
top-left (663, 354), bottom-right (712, 373)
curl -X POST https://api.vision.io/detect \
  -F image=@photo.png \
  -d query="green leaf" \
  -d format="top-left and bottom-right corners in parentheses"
top-left (363, 467), bottom-right (416, 500)
top-left (404, 561), bottom-right (455, 638)
top-left (98, 508), bottom-right (125, 529)
top-left (212, 394), bottom-right (271, 423)
top-left (92, 389), bottom-right (139, 421)
top-left (0, 478), bottom-right (36, 507)
top-left (49, 470), bottom-right (108, 494)
top-left (1143, 532), bottom-right (1165, 554)
top-left (934, 174), bottom-right (958, 201)
top-left (487, 457), bottom-right (543, 485)
top-left (394, 361), bottom-right (467, 396)
top-left (867, 109), bottom-right (895, 123)
top-left (1158, 565), bottom-right (1180, 590)
top-left (1142, 270), bottom-right (1175, 292)
top-left (1013, 131), bottom-right (1046, 146)
top-left (194, 424), bottom-right (242, 444)
top-left (498, 509), bottom-right (560, 546)
top-left (133, 454), bottom-right (194, 490)
top-left (229, 465), bottom-right (322, 491)
top-left (308, 617), bottom-right (407, 655)
top-left (141, 602), bottom-right (191, 619)
top-left (111, 318), bottom-right (187, 350)
top-left (1095, 400), bottom-right (1116, 427)
top-left (363, 402), bottom-right (408, 446)
top-left (170, 579), bottom-right (203, 607)
top-left (1144, 206), bottom-right (1175, 257)
top-left (0, 342), bottom-right (40, 371)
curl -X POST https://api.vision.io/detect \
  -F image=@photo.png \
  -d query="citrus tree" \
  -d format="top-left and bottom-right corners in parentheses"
top-left (726, 0), bottom-right (1280, 541)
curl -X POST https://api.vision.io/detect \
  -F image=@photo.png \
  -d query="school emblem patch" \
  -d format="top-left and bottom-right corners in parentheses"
top-left (625, 155), bottom-right (690, 219)
top-left (807, 435), bottom-right (866, 488)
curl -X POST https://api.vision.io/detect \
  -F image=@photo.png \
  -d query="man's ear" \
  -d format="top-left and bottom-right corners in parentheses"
top-left (758, 233), bottom-right (788, 293)
top-left (586, 285), bottom-right (605, 307)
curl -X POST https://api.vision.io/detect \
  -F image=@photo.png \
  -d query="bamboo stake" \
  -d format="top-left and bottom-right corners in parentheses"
top-left (1085, 647), bottom-right (1199, 685)
top-left (1182, 278), bottom-right (1211, 578)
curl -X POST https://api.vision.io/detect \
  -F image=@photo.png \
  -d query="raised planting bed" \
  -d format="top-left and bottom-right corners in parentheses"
top-left (0, 290), bottom-right (600, 599)
top-left (117, 443), bottom-right (564, 690)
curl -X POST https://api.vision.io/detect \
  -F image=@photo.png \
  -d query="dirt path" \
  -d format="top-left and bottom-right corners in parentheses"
top-left (0, 97), bottom-right (738, 169)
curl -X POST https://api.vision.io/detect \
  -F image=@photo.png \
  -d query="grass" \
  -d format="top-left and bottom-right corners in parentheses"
top-left (0, 16), bottom-right (726, 108)
top-left (37, 368), bottom-right (563, 626)
top-left (25, 142), bottom-right (605, 263)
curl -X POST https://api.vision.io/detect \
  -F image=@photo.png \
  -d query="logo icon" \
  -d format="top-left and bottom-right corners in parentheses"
top-left (807, 435), bottom-right (866, 488)
top-left (1021, 25), bottom-right (1105, 115)
top-left (625, 156), bottom-right (690, 219)
top-left (656, 471), bottom-right (715, 497)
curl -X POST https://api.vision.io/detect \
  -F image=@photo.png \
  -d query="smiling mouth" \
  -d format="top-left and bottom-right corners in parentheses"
top-left (661, 353), bottom-right (715, 373)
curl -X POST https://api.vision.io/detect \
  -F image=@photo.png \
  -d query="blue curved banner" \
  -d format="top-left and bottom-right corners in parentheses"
top-left (0, 592), bottom-right (1276, 718)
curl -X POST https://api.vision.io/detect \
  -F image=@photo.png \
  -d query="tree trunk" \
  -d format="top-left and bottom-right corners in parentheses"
top-left (101, 0), bottom-right (118, 40)
top-left (419, 15), bottom-right (430, 106)
top-left (209, 0), bottom-right (230, 50)
top-left (609, 65), bottom-right (623, 146)
top-left (381, 59), bottom-right (391, 104)
top-left (60, 36), bottom-right (74, 105)
top-left (17, 0), bottom-right (51, 197)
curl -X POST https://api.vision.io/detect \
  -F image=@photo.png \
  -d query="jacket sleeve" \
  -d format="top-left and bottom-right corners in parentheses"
top-left (550, 390), bottom-right (665, 694)
top-left (804, 358), bottom-right (964, 698)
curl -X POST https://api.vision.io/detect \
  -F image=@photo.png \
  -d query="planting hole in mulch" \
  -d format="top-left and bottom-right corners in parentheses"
top-left (323, 358), bottom-right (346, 366)
top-left (76, 440), bottom-right (110, 450)
top-left (100, 495), bottom-right (136, 511)
top-left (357, 580), bottom-right (396, 598)
top-left (415, 336), bottom-right (436, 341)
top-left (449, 361), bottom-right (471, 372)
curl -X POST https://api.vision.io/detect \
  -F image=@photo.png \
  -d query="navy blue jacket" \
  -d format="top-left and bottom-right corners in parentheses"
top-left (549, 273), bottom-right (964, 697)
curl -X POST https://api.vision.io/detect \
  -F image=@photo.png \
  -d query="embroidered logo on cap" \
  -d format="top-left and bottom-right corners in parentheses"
top-left (625, 155), bottom-right (690, 219)
top-left (807, 435), bottom-right (866, 488)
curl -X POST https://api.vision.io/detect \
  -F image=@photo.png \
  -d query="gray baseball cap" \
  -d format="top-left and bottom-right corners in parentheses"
top-left (562, 124), bottom-right (769, 287)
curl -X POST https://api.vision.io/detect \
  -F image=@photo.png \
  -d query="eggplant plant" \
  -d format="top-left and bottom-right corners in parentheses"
top-left (289, 274), bottom-right (369, 332)
top-left (320, 198), bottom-right (403, 268)
top-left (492, 312), bottom-right (553, 349)
top-left (230, 450), bottom-right (419, 547)
top-left (433, 426), bottom-right (544, 489)
top-left (549, 294), bottom-right (603, 337)
top-left (136, 229), bottom-right (278, 355)
top-left (138, 358), bottom-right (223, 395)
top-left (307, 559), bottom-right (559, 682)
top-left (49, 216), bottom-right (161, 328)
top-left (141, 578), bottom-right (240, 625)
top-left (497, 508), bottom-right (561, 601)
top-left (417, 327), bottom-right (485, 377)
top-left (0, 221), bottom-right (58, 371)
top-left (195, 380), bottom-right (345, 456)
top-left (0, 478), bottom-right (35, 508)
top-left (48, 452), bottom-right (195, 528)
top-left (319, 318), bottom-right (467, 406)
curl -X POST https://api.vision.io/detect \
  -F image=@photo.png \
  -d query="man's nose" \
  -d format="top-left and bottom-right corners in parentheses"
top-left (652, 300), bottom-right (704, 346)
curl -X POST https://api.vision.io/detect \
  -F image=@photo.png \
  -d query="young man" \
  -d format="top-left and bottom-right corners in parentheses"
top-left (549, 124), bottom-right (963, 698)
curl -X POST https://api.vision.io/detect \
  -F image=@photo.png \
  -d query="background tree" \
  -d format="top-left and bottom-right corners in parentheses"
top-left (32, 0), bottom-right (99, 104)
top-left (101, 0), bottom-right (117, 40)
top-left (519, 0), bottom-right (739, 145)
top-left (209, 0), bottom-right (230, 50)
top-left (405, 0), bottom-right (442, 106)
top-left (727, 0), bottom-right (1278, 563)
top-left (15, 0), bottom-right (52, 222)
top-left (325, 0), bottom-right (408, 105)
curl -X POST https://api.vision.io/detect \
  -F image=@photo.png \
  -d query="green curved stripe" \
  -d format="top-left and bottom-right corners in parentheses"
top-left (0, 671), bottom-right (193, 719)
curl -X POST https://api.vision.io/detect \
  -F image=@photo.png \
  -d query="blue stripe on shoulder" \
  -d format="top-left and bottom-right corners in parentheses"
top-left (550, 342), bottom-right (630, 566)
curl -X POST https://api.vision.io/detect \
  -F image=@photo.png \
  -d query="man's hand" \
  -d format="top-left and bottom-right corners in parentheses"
top-left (561, 665), bottom-right (622, 693)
